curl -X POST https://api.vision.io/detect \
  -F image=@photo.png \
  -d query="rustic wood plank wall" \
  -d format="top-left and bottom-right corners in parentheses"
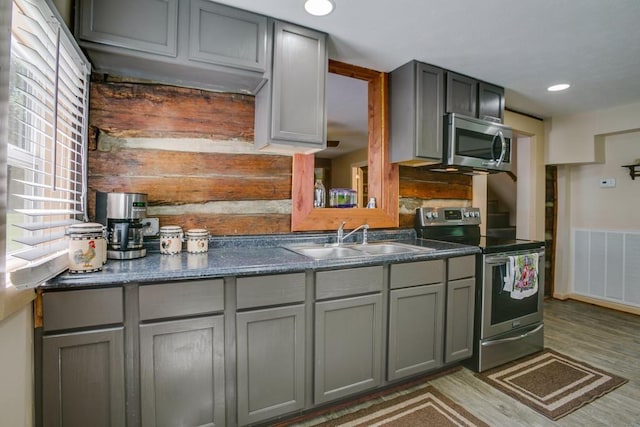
top-left (398, 166), bottom-right (472, 227)
top-left (87, 75), bottom-right (472, 235)
top-left (87, 75), bottom-right (292, 235)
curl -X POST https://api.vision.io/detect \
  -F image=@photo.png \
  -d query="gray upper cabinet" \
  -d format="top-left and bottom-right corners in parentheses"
top-left (254, 21), bottom-right (327, 153)
top-left (77, 0), bottom-right (179, 57)
top-left (188, 0), bottom-right (267, 71)
top-left (75, 0), bottom-right (269, 94)
top-left (478, 82), bottom-right (505, 123)
top-left (390, 61), bottom-right (445, 165)
top-left (446, 72), bottom-right (478, 118)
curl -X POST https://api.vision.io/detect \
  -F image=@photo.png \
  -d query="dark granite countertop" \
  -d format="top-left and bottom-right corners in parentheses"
top-left (44, 229), bottom-right (480, 289)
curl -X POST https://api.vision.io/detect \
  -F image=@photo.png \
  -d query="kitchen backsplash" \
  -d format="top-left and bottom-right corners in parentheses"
top-left (87, 74), bottom-right (470, 235)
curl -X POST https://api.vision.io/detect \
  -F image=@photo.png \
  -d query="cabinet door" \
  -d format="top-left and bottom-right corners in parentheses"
top-left (270, 21), bottom-right (326, 145)
top-left (237, 305), bottom-right (305, 425)
top-left (478, 82), bottom-right (505, 123)
top-left (77, 0), bottom-right (179, 56)
top-left (188, 0), bottom-right (267, 71)
top-left (446, 72), bottom-right (477, 117)
top-left (445, 278), bottom-right (476, 363)
top-left (416, 63), bottom-right (446, 159)
top-left (42, 328), bottom-right (125, 427)
top-left (314, 294), bottom-right (383, 404)
top-left (388, 284), bottom-right (444, 381)
top-left (140, 316), bottom-right (225, 427)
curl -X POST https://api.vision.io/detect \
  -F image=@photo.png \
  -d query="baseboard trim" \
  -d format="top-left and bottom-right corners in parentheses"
top-left (566, 294), bottom-right (640, 316)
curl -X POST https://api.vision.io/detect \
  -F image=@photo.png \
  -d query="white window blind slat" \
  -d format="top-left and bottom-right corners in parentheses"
top-left (8, 0), bottom-right (90, 288)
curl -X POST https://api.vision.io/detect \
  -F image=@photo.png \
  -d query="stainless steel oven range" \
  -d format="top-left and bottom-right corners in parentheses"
top-left (415, 206), bottom-right (545, 372)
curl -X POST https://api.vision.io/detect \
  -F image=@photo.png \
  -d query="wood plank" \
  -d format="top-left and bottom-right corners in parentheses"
top-left (89, 149), bottom-right (291, 177)
top-left (399, 166), bottom-right (472, 185)
top-left (89, 81), bottom-right (255, 141)
top-left (400, 181), bottom-right (472, 200)
top-left (155, 214), bottom-right (291, 235)
top-left (88, 176), bottom-right (291, 204)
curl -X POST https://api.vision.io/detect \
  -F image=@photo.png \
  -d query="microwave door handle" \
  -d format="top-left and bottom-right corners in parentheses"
top-left (494, 130), bottom-right (506, 166)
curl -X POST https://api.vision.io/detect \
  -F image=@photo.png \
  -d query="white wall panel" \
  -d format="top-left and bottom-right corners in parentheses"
top-left (573, 229), bottom-right (640, 309)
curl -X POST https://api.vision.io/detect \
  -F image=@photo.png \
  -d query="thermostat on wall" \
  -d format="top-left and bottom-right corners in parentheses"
top-left (599, 178), bottom-right (616, 188)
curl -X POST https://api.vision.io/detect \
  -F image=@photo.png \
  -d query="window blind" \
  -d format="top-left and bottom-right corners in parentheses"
top-left (7, 0), bottom-right (90, 287)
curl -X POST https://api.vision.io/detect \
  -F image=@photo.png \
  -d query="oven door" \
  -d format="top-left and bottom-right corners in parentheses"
top-left (480, 249), bottom-right (545, 339)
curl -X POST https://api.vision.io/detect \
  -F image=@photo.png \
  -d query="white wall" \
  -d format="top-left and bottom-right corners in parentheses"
top-left (0, 306), bottom-right (34, 427)
top-left (570, 131), bottom-right (640, 229)
top-left (549, 102), bottom-right (640, 304)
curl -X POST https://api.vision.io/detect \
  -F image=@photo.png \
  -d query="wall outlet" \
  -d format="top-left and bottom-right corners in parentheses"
top-left (141, 217), bottom-right (159, 236)
top-left (599, 178), bottom-right (616, 188)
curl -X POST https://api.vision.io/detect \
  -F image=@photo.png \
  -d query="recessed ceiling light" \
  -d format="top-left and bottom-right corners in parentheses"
top-left (547, 83), bottom-right (571, 92)
top-left (304, 0), bottom-right (335, 16)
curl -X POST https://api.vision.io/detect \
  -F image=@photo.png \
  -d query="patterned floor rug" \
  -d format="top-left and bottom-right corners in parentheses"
top-left (475, 348), bottom-right (628, 420)
top-left (277, 378), bottom-right (488, 427)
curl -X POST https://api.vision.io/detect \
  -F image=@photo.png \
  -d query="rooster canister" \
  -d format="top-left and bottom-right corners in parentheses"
top-left (67, 223), bottom-right (105, 273)
top-left (159, 225), bottom-right (183, 255)
top-left (186, 229), bottom-right (209, 253)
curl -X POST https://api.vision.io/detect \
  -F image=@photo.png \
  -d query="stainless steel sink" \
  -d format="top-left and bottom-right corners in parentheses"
top-left (286, 241), bottom-right (434, 260)
top-left (353, 242), bottom-right (434, 255)
top-left (287, 245), bottom-right (364, 260)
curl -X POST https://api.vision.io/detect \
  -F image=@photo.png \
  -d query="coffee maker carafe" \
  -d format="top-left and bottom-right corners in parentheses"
top-left (96, 192), bottom-right (147, 260)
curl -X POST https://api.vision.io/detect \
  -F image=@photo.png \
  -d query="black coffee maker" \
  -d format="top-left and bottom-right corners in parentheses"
top-left (96, 192), bottom-right (147, 259)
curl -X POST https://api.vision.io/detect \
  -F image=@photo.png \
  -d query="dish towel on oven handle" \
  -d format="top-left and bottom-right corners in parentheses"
top-left (503, 253), bottom-right (539, 300)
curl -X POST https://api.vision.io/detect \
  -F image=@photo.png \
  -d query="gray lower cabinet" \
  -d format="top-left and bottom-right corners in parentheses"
top-left (41, 287), bottom-right (125, 427)
top-left (388, 284), bottom-right (444, 380)
top-left (390, 60), bottom-right (445, 165)
top-left (314, 293), bottom-right (383, 404)
top-left (254, 20), bottom-right (327, 153)
top-left (42, 328), bottom-right (126, 427)
top-left (445, 277), bottom-right (475, 363)
top-left (140, 315), bottom-right (225, 427)
top-left (445, 255), bottom-right (476, 363)
top-left (236, 305), bottom-right (305, 425)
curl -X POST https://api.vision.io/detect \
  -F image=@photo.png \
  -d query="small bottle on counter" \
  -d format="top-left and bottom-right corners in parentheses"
top-left (314, 179), bottom-right (326, 208)
top-left (366, 197), bottom-right (376, 208)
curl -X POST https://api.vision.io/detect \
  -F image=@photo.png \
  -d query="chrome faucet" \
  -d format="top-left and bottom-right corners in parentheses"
top-left (336, 221), bottom-right (369, 245)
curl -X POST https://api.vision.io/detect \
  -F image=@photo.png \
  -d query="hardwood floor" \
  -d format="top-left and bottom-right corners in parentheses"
top-left (430, 298), bottom-right (640, 426)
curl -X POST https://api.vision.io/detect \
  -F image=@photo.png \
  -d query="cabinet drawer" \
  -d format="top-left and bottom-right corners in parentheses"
top-left (390, 260), bottom-right (444, 289)
top-left (139, 279), bottom-right (224, 321)
top-left (43, 287), bottom-right (123, 332)
top-left (316, 266), bottom-right (383, 300)
top-left (237, 273), bottom-right (305, 309)
top-left (448, 255), bottom-right (476, 280)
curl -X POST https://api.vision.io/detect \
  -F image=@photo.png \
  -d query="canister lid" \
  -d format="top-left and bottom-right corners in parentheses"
top-left (160, 225), bottom-right (183, 232)
top-left (186, 228), bottom-right (209, 237)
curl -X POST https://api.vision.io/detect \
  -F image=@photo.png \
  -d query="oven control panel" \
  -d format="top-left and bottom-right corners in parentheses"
top-left (415, 207), bottom-right (481, 227)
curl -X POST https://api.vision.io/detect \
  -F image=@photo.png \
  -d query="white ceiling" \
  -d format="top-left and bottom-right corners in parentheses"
top-left (216, 0), bottom-right (640, 120)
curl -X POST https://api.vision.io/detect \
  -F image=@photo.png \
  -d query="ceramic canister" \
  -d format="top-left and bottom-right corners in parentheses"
top-left (159, 225), bottom-right (183, 255)
top-left (186, 228), bottom-right (209, 253)
top-left (67, 222), bottom-right (105, 273)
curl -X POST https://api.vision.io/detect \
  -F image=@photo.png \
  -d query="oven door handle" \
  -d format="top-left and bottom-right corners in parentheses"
top-left (481, 324), bottom-right (544, 347)
top-left (485, 250), bottom-right (545, 265)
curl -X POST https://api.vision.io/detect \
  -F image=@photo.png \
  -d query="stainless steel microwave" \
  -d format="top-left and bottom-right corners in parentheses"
top-left (443, 113), bottom-right (513, 173)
